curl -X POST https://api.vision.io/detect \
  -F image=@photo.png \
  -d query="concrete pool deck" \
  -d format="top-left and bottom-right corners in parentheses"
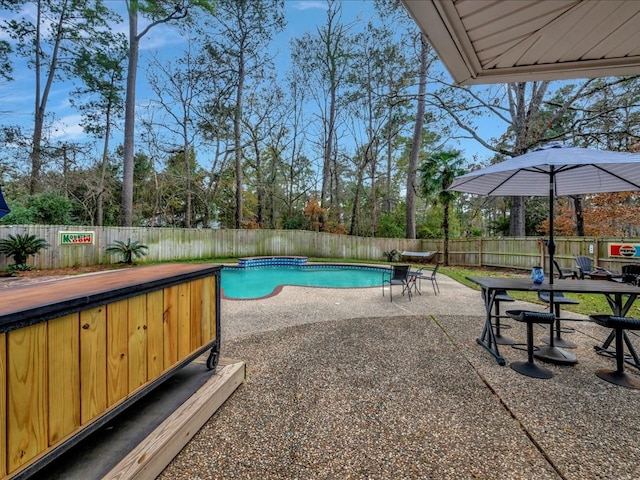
top-left (157, 272), bottom-right (640, 480)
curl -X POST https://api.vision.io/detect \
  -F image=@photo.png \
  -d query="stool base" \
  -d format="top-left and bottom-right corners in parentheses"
top-left (495, 334), bottom-right (515, 345)
top-left (511, 361), bottom-right (553, 379)
top-left (596, 369), bottom-right (640, 389)
top-left (540, 334), bottom-right (577, 349)
top-left (535, 346), bottom-right (577, 365)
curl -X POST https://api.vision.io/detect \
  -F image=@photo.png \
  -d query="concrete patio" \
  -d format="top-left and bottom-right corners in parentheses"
top-left (155, 272), bottom-right (640, 480)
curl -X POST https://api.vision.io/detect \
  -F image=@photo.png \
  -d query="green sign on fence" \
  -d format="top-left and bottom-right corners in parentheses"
top-left (59, 231), bottom-right (94, 245)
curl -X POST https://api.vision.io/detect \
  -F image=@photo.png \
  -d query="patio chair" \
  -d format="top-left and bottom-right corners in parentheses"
top-left (621, 264), bottom-right (640, 286)
top-left (575, 256), bottom-right (621, 281)
top-left (382, 265), bottom-right (413, 302)
top-left (575, 256), bottom-right (604, 279)
top-left (553, 260), bottom-right (577, 279)
top-left (426, 262), bottom-right (441, 295)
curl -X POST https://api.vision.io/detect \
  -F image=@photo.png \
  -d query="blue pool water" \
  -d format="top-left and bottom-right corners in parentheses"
top-left (221, 265), bottom-right (385, 299)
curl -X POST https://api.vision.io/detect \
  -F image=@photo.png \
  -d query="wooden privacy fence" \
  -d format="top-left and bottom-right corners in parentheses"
top-left (0, 225), bottom-right (636, 273)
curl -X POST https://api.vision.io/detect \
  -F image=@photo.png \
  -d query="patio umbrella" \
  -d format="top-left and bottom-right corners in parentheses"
top-left (448, 142), bottom-right (640, 283)
top-left (0, 186), bottom-right (9, 219)
top-left (449, 142), bottom-right (640, 364)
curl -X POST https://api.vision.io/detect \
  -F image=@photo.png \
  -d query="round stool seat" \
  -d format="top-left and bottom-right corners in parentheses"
top-left (590, 315), bottom-right (640, 330)
top-left (506, 310), bottom-right (555, 325)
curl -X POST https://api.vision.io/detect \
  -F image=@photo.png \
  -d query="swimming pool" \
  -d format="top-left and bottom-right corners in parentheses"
top-left (221, 265), bottom-right (386, 299)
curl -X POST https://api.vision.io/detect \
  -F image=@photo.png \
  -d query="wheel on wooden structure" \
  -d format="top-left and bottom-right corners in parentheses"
top-left (206, 349), bottom-right (219, 371)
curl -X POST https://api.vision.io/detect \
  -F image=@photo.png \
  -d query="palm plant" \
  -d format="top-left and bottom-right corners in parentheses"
top-left (0, 233), bottom-right (49, 271)
top-left (106, 238), bottom-right (148, 265)
top-left (419, 151), bottom-right (466, 266)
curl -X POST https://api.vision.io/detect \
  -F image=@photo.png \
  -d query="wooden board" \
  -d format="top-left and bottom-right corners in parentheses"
top-left (190, 279), bottom-right (203, 351)
top-left (80, 306), bottom-right (107, 425)
top-left (7, 323), bottom-right (47, 472)
top-left (163, 286), bottom-right (179, 369)
top-left (48, 313), bottom-right (80, 444)
top-left (107, 300), bottom-right (129, 407)
top-left (0, 333), bottom-right (5, 477)
top-left (127, 295), bottom-right (148, 392)
top-left (102, 360), bottom-right (245, 480)
top-left (177, 282), bottom-right (191, 359)
top-left (146, 290), bottom-right (164, 380)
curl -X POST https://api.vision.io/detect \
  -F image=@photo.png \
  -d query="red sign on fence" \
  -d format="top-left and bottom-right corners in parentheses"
top-left (609, 243), bottom-right (640, 258)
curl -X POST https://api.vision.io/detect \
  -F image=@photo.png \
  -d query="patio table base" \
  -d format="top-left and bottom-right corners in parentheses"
top-left (596, 370), bottom-right (640, 389)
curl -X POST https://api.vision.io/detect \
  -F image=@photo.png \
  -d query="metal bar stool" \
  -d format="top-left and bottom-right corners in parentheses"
top-left (507, 310), bottom-right (556, 379)
top-left (590, 315), bottom-right (640, 389)
top-left (538, 291), bottom-right (580, 349)
top-left (481, 289), bottom-right (515, 345)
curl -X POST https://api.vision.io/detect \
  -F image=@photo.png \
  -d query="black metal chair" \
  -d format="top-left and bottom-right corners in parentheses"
top-left (537, 291), bottom-right (580, 349)
top-left (621, 264), bottom-right (640, 286)
top-left (426, 262), bottom-right (441, 295)
top-left (382, 265), bottom-right (413, 302)
top-left (507, 309), bottom-right (556, 379)
top-left (590, 314), bottom-right (640, 389)
top-left (481, 288), bottom-right (515, 345)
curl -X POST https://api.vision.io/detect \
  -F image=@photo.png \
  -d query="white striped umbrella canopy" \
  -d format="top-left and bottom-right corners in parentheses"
top-left (449, 143), bottom-right (640, 196)
top-left (448, 143), bottom-right (640, 283)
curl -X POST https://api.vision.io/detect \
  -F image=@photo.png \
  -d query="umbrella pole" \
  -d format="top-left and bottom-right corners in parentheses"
top-left (548, 170), bottom-right (555, 286)
top-left (535, 168), bottom-right (577, 365)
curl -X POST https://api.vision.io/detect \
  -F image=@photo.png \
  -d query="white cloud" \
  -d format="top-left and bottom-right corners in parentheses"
top-left (290, 1), bottom-right (328, 12)
top-left (49, 114), bottom-right (86, 140)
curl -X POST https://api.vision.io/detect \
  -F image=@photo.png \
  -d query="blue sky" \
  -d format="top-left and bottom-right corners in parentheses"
top-left (0, 0), bottom-right (495, 164)
top-left (0, 1), bottom-right (373, 140)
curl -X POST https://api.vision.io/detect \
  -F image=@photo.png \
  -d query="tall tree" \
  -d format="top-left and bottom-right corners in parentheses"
top-left (346, 20), bottom-right (412, 236)
top-left (121, 0), bottom-right (214, 227)
top-left (291, 0), bottom-right (353, 221)
top-left (146, 35), bottom-right (210, 228)
top-left (429, 77), bottom-right (600, 236)
top-left (70, 32), bottom-right (127, 226)
top-left (199, 0), bottom-right (285, 228)
top-left (406, 33), bottom-right (430, 239)
top-left (2, 0), bottom-right (120, 194)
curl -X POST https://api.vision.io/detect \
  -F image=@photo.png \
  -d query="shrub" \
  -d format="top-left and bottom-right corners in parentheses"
top-left (106, 238), bottom-right (148, 265)
top-left (0, 233), bottom-right (49, 272)
top-left (382, 249), bottom-right (401, 262)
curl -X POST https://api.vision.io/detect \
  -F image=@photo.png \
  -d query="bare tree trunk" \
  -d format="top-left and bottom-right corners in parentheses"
top-left (31, 0), bottom-right (67, 194)
top-left (122, 9), bottom-right (139, 227)
top-left (183, 141), bottom-right (192, 228)
top-left (234, 50), bottom-right (245, 229)
top-left (406, 34), bottom-right (429, 239)
top-left (573, 195), bottom-right (585, 236)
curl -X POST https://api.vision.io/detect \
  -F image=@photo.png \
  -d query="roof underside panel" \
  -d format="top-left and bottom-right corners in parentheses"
top-left (401, 0), bottom-right (640, 85)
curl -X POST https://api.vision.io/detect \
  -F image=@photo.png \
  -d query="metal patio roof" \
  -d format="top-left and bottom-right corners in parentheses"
top-left (400, 0), bottom-right (640, 85)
